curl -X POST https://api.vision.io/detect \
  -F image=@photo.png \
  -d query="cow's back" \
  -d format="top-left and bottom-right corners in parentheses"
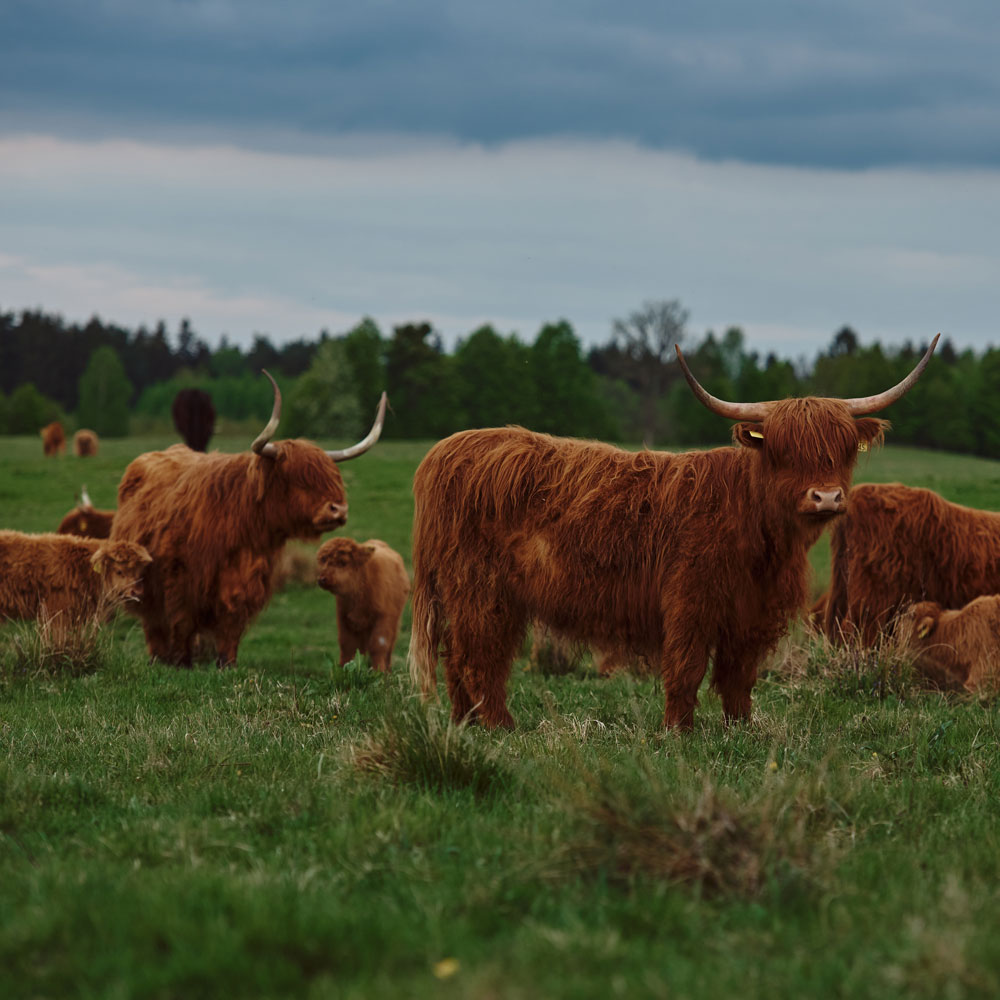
top-left (0, 531), bottom-right (101, 619)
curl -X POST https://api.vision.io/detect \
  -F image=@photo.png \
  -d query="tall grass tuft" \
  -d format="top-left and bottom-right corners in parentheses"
top-left (0, 606), bottom-right (116, 679)
top-left (349, 687), bottom-right (510, 798)
top-left (548, 756), bottom-right (848, 898)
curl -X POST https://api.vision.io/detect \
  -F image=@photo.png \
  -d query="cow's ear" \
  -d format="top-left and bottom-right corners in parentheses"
top-left (854, 417), bottom-right (888, 452)
top-left (733, 423), bottom-right (765, 449)
top-left (358, 545), bottom-right (377, 564)
top-left (916, 616), bottom-right (937, 639)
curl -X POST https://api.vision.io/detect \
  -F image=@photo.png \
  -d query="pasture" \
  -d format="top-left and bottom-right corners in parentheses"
top-left (2, 434), bottom-right (999, 999)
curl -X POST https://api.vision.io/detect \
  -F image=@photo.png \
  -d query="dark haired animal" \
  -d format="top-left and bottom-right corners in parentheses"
top-left (73, 429), bottom-right (99, 457)
top-left (317, 537), bottom-right (410, 673)
top-left (112, 373), bottom-right (387, 666)
top-left (57, 486), bottom-right (115, 539)
top-left (172, 388), bottom-right (216, 451)
top-left (41, 421), bottom-right (65, 456)
top-left (825, 482), bottom-right (1000, 645)
top-left (408, 338), bottom-right (938, 730)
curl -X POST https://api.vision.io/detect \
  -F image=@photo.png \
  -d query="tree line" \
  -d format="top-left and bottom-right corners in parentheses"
top-left (0, 305), bottom-right (993, 456)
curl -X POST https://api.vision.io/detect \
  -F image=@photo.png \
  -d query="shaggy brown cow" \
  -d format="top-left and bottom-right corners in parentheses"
top-left (824, 482), bottom-right (1000, 645)
top-left (111, 373), bottom-right (387, 666)
top-left (0, 531), bottom-right (152, 624)
top-left (899, 597), bottom-right (1000, 694)
top-left (41, 421), bottom-right (65, 457)
top-left (172, 388), bottom-right (216, 451)
top-left (408, 337), bottom-right (938, 730)
top-left (317, 537), bottom-right (410, 672)
top-left (73, 429), bottom-right (99, 457)
top-left (57, 486), bottom-right (115, 539)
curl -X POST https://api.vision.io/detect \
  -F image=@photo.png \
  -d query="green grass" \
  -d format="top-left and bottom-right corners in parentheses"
top-left (1, 435), bottom-right (1000, 999)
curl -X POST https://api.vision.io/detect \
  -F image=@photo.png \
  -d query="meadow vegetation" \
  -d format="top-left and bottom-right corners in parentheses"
top-left (1, 435), bottom-right (999, 998)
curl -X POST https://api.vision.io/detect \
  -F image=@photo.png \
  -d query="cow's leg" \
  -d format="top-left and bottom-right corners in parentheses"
top-left (711, 635), bottom-right (768, 724)
top-left (447, 610), bottom-right (525, 730)
top-left (367, 619), bottom-right (397, 673)
top-left (442, 628), bottom-right (478, 723)
top-left (660, 632), bottom-right (711, 730)
top-left (337, 628), bottom-right (363, 667)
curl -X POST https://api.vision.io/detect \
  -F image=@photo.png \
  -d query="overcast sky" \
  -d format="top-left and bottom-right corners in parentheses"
top-left (1, 1), bottom-right (998, 356)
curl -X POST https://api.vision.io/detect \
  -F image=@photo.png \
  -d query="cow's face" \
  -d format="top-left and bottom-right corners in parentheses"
top-left (261, 442), bottom-right (350, 539)
top-left (316, 538), bottom-right (375, 593)
top-left (92, 541), bottom-right (153, 604)
top-left (734, 399), bottom-right (887, 523)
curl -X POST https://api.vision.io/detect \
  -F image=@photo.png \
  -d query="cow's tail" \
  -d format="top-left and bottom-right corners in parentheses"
top-left (825, 517), bottom-right (849, 643)
top-left (407, 565), bottom-right (443, 699)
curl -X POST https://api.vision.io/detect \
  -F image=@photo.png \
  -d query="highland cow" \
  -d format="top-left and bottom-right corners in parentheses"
top-left (900, 597), bottom-right (1000, 694)
top-left (825, 482), bottom-right (1000, 645)
top-left (57, 486), bottom-right (115, 539)
top-left (73, 429), bottom-right (99, 457)
top-left (111, 373), bottom-right (387, 666)
top-left (172, 388), bottom-right (216, 451)
top-left (317, 537), bottom-right (410, 673)
top-left (0, 531), bottom-right (151, 624)
top-left (41, 422), bottom-right (65, 457)
top-left (408, 337), bottom-right (938, 730)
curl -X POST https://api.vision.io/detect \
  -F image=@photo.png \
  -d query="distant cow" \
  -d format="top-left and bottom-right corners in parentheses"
top-left (111, 373), bottom-right (387, 666)
top-left (172, 388), bottom-right (216, 451)
top-left (41, 422), bottom-right (65, 457)
top-left (825, 482), bottom-right (1000, 645)
top-left (0, 531), bottom-right (152, 624)
top-left (900, 597), bottom-right (1000, 695)
top-left (73, 429), bottom-right (99, 457)
top-left (56, 486), bottom-right (115, 539)
top-left (317, 537), bottom-right (410, 673)
top-left (408, 338), bottom-right (938, 730)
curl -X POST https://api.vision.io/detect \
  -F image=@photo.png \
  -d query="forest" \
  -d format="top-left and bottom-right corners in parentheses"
top-left (0, 302), bottom-right (993, 454)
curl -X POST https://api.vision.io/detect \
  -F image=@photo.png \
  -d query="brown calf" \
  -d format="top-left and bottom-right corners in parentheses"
top-left (41, 422), bottom-right (65, 457)
top-left (408, 338), bottom-right (938, 730)
top-left (317, 537), bottom-right (410, 672)
top-left (57, 487), bottom-right (115, 539)
top-left (73, 429), bottom-right (99, 457)
top-left (825, 482), bottom-right (1000, 645)
top-left (0, 531), bottom-right (152, 624)
top-left (900, 597), bottom-right (1000, 694)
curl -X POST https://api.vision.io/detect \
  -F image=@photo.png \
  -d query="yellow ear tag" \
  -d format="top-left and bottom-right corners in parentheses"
top-left (748, 430), bottom-right (764, 440)
top-left (94, 562), bottom-right (104, 574)
top-left (858, 441), bottom-right (869, 453)
top-left (917, 622), bottom-right (931, 638)
top-left (80, 519), bottom-right (88, 531)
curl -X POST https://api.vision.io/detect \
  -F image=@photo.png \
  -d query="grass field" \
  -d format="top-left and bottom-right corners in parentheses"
top-left (2, 434), bottom-right (1000, 999)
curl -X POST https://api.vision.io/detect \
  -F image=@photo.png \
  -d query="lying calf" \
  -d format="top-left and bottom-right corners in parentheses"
top-left (56, 486), bottom-right (115, 539)
top-left (0, 530), bottom-right (152, 624)
top-left (900, 596), bottom-right (1000, 694)
top-left (316, 537), bottom-right (409, 672)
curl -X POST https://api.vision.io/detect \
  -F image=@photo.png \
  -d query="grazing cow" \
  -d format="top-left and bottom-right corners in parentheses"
top-left (899, 597), bottom-right (1000, 694)
top-left (408, 338), bottom-right (938, 730)
top-left (56, 486), bottom-right (115, 539)
top-left (824, 483), bottom-right (1000, 645)
top-left (172, 388), bottom-right (216, 451)
top-left (73, 429), bottom-right (99, 457)
top-left (317, 537), bottom-right (410, 672)
top-left (111, 373), bottom-right (387, 666)
top-left (41, 421), bottom-right (65, 457)
top-left (0, 531), bottom-right (151, 624)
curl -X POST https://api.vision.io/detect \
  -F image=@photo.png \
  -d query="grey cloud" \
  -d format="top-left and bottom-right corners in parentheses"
top-left (2, 1), bottom-right (1000, 166)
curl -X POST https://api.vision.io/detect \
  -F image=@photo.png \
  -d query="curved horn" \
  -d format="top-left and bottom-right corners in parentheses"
top-left (674, 344), bottom-right (770, 421)
top-left (327, 392), bottom-right (388, 462)
top-left (80, 484), bottom-right (92, 509)
top-left (250, 370), bottom-right (281, 458)
top-left (841, 334), bottom-right (940, 415)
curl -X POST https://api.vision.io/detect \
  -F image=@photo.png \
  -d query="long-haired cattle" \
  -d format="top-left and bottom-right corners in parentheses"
top-left (317, 537), bottom-right (410, 672)
top-left (824, 482), bottom-right (1000, 645)
top-left (408, 338), bottom-right (938, 730)
top-left (899, 597), bottom-right (1000, 695)
top-left (57, 486), bottom-right (115, 539)
top-left (172, 388), bottom-right (216, 451)
top-left (111, 373), bottom-right (387, 666)
top-left (0, 531), bottom-right (151, 624)
top-left (73, 429), bottom-right (99, 457)
top-left (41, 422), bottom-right (65, 457)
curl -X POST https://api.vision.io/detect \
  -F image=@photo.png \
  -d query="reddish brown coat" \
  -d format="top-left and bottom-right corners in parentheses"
top-left (317, 537), bottom-right (410, 672)
top-left (41, 422), bottom-right (65, 457)
top-left (409, 402), bottom-right (889, 730)
top-left (825, 483), bottom-right (1000, 644)
top-left (57, 501), bottom-right (115, 539)
top-left (73, 429), bottom-right (99, 457)
top-left (0, 531), bottom-right (151, 624)
top-left (900, 597), bottom-right (1000, 694)
top-left (110, 441), bottom-right (353, 666)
